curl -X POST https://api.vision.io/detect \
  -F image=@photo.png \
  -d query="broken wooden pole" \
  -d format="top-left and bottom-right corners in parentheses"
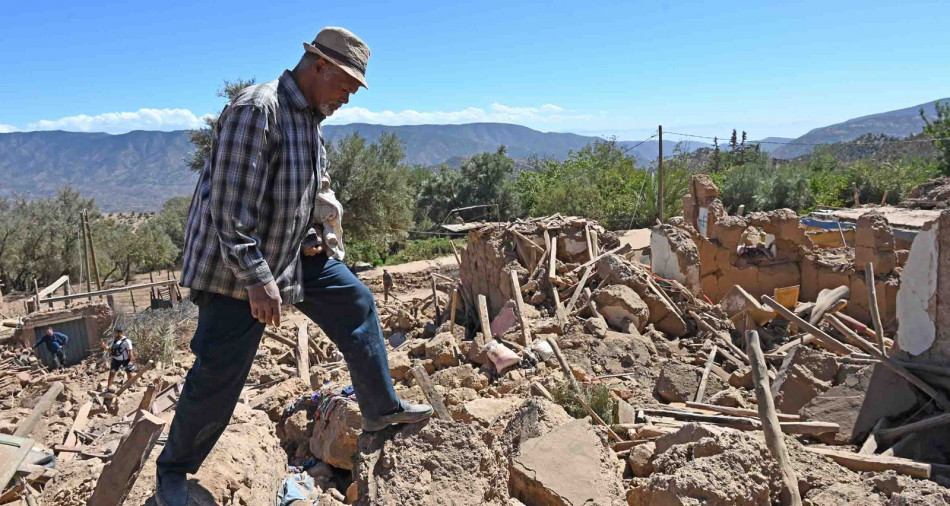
top-left (263, 328), bottom-right (296, 349)
top-left (410, 366), bottom-right (450, 421)
top-left (296, 322), bottom-right (310, 381)
top-left (566, 265), bottom-right (592, 312)
top-left (695, 344), bottom-right (718, 403)
top-left (87, 411), bottom-right (166, 506)
top-left (746, 329), bottom-right (802, 506)
top-left (449, 287), bottom-right (458, 333)
top-left (509, 270), bottom-right (533, 346)
top-left (824, 314), bottom-right (950, 411)
top-left (431, 274), bottom-right (441, 323)
top-left (864, 262), bottom-right (887, 356)
top-left (684, 401), bottom-right (801, 422)
top-left (83, 210), bottom-right (102, 291)
top-left (449, 239), bottom-right (462, 267)
top-left (574, 393), bottom-right (623, 442)
top-left (761, 295), bottom-right (851, 355)
top-left (546, 336), bottom-right (580, 392)
top-left (13, 382), bottom-right (64, 438)
top-left (875, 412), bottom-right (950, 442)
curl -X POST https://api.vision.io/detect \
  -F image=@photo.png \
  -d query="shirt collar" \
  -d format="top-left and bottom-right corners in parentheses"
top-left (279, 70), bottom-right (310, 111)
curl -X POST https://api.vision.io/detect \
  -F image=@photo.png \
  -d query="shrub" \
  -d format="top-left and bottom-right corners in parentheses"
top-left (550, 380), bottom-right (615, 425)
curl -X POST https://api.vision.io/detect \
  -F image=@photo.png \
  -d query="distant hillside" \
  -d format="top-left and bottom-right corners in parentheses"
top-left (794, 133), bottom-right (940, 164)
top-left (771, 98), bottom-right (948, 159)
top-left (0, 123), bottom-right (706, 211)
top-left (753, 137), bottom-right (795, 154)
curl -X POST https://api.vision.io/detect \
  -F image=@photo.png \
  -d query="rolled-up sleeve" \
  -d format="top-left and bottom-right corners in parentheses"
top-left (208, 104), bottom-right (274, 287)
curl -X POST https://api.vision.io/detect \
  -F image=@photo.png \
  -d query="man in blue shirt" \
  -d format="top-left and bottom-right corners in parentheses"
top-left (34, 327), bottom-right (68, 370)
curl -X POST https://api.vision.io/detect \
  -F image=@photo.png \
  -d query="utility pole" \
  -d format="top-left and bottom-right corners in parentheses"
top-left (83, 210), bottom-right (102, 291)
top-left (657, 125), bottom-right (664, 223)
top-left (80, 213), bottom-right (92, 294)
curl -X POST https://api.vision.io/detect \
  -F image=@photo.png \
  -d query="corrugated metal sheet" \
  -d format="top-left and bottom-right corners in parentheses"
top-left (33, 318), bottom-right (92, 368)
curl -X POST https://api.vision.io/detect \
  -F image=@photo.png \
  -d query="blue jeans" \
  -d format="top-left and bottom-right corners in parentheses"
top-left (156, 253), bottom-right (399, 474)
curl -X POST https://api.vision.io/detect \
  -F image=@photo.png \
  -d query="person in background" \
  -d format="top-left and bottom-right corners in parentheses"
top-left (33, 327), bottom-right (68, 370)
top-left (101, 327), bottom-right (135, 392)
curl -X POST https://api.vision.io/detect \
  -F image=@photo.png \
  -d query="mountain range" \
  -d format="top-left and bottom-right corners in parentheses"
top-left (0, 97), bottom-right (945, 211)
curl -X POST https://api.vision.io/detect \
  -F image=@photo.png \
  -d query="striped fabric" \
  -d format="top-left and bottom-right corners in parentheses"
top-left (181, 70), bottom-right (328, 304)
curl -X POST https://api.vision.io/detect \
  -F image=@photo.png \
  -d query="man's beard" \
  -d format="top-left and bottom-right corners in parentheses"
top-left (318, 102), bottom-right (335, 117)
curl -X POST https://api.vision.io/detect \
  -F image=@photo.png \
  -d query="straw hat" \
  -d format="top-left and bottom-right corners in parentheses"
top-left (303, 27), bottom-right (371, 89)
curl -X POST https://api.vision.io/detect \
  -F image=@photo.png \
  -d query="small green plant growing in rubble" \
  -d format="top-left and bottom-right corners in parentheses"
top-left (550, 380), bottom-right (616, 425)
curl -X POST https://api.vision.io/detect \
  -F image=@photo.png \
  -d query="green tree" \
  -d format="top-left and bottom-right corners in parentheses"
top-left (921, 101), bottom-right (950, 174)
top-left (152, 196), bottom-right (191, 260)
top-left (328, 132), bottom-right (415, 262)
top-left (187, 78), bottom-right (257, 171)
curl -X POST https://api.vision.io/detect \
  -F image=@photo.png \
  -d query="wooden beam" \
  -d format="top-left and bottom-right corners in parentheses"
top-left (570, 244), bottom-right (630, 274)
top-left (746, 329), bottom-right (803, 506)
top-left (263, 328), bottom-right (296, 349)
top-left (14, 382), bottom-right (64, 438)
top-left (779, 421), bottom-right (839, 435)
top-left (111, 361), bottom-right (153, 399)
top-left (760, 295), bottom-right (851, 355)
top-left (0, 435), bottom-right (33, 492)
top-left (546, 336), bottom-right (580, 392)
top-left (509, 270), bottom-right (533, 346)
top-left (695, 345), bottom-right (718, 403)
top-left (864, 263), bottom-right (887, 356)
top-left (43, 280), bottom-right (179, 304)
top-left (59, 401), bottom-right (92, 462)
top-left (37, 275), bottom-right (70, 300)
top-left (566, 265), bottom-right (592, 312)
top-left (574, 393), bottom-right (622, 442)
top-left (431, 274), bottom-right (441, 323)
top-left (639, 407), bottom-right (761, 429)
top-left (825, 314), bottom-right (950, 411)
top-left (87, 411), bottom-right (166, 506)
top-left (410, 366), bottom-right (450, 420)
top-left (804, 447), bottom-right (931, 479)
top-left (296, 322), bottom-right (310, 381)
top-left (684, 401), bottom-right (801, 422)
top-left (449, 287), bottom-right (458, 333)
top-left (876, 412), bottom-right (950, 442)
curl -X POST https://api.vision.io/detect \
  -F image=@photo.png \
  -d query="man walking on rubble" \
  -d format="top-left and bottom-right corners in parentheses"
top-left (101, 327), bottom-right (135, 392)
top-left (154, 27), bottom-right (432, 506)
top-left (33, 327), bottom-right (68, 371)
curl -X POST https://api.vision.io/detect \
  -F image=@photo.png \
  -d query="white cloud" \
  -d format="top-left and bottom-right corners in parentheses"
top-left (325, 102), bottom-right (598, 129)
top-left (26, 108), bottom-right (205, 134)
top-left (0, 124), bottom-right (18, 133)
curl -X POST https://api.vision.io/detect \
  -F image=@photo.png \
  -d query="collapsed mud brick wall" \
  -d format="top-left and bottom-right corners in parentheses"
top-left (665, 175), bottom-right (905, 330)
top-left (459, 216), bottom-right (615, 319)
top-left (897, 210), bottom-right (950, 365)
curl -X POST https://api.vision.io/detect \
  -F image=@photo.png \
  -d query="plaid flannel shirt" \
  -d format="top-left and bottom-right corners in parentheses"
top-left (180, 70), bottom-right (329, 304)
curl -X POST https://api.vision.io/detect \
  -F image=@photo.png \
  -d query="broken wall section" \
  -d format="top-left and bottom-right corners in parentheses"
top-left (897, 210), bottom-right (950, 365)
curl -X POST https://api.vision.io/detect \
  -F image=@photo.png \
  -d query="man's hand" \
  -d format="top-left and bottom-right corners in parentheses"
top-left (302, 243), bottom-right (323, 256)
top-left (248, 280), bottom-right (282, 326)
top-left (302, 228), bottom-right (324, 257)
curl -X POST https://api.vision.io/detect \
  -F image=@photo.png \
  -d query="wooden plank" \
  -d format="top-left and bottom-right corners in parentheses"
top-left (263, 328), bottom-right (296, 349)
top-left (684, 401), bottom-right (801, 422)
top-left (0, 435), bottom-right (33, 492)
top-left (410, 366), bottom-right (450, 421)
top-left (804, 447), bottom-right (931, 479)
top-left (13, 382), bottom-right (64, 438)
top-left (876, 412), bottom-right (950, 442)
top-left (639, 408), bottom-right (761, 429)
top-left (151, 381), bottom-right (183, 414)
top-left (431, 274), bottom-right (441, 323)
top-left (111, 361), bottom-right (153, 399)
top-left (449, 288), bottom-right (458, 333)
top-left (546, 336), bottom-right (580, 392)
top-left (566, 265), bottom-right (592, 312)
top-left (864, 263), bottom-right (888, 356)
top-left (296, 322), bottom-right (310, 381)
top-left (570, 244), bottom-right (629, 274)
top-left (548, 232), bottom-right (558, 281)
top-left (37, 275), bottom-right (70, 300)
top-left (584, 224), bottom-right (595, 262)
top-left (779, 421), bottom-right (839, 435)
top-left (860, 418), bottom-right (888, 455)
top-left (745, 329), bottom-right (803, 506)
top-left (509, 270), bottom-right (533, 346)
top-left (87, 411), bottom-right (166, 506)
top-left (694, 345), bottom-right (718, 403)
top-left (760, 295), bottom-right (851, 355)
top-left (471, 294), bottom-right (491, 362)
top-left (825, 314), bottom-right (950, 411)
top-left (59, 401), bottom-right (93, 462)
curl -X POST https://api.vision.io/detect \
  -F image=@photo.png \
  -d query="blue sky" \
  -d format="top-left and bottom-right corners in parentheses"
top-left (1, 0), bottom-right (947, 140)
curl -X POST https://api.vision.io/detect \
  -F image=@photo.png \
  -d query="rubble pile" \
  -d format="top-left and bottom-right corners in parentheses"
top-left (4, 175), bottom-right (950, 505)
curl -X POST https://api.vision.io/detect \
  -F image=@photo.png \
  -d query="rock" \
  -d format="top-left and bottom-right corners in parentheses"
top-left (584, 316), bottom-right (609, 338)
top-left (431, 365), bottom-right (489, 391)
top-left (654, 361), bottom-right (725, 403)
top-left (594, 285), bottom-right (650, 333)
top-left (616, 399), bottom-right (637, 424)
top-left (490, 301), bottom-right (519, 338)
top-left (355, 419), bottom-right (509, 505)
top-left (443, 387), bottom-right (478, 407)
top-left (651, 224), bottom-right (702, 296)
top-left (277, 409), bottom-right (313, 458)
top-left (655, 423), bottom-right (735, 455)
top-left (855, 211), bottom-right (897, 276)
top-left (254, 377), bottom-right (312, 423)
top-left (801, 363), bottom-right (917, 443)
top-left (728, 367), bottom-right (754, 389)
top-left (596, 254), bottom-right (688, 337)
top-left (426, 333), bottom-right (460, 369)
top-left (309, 398), bottom-right (362, 470)
top-left (388, 351), bottom-right (412, 381)
top-left (456, 397), bottom-right (525, 427)
top-left (707, 387), bottom-right (747, 408)
top-left (772, 345), bottom-right (839, 414)
top-left (510, 419), bottom-right (626, 506)
top-left (628, 442), bottom-right (656, 478)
